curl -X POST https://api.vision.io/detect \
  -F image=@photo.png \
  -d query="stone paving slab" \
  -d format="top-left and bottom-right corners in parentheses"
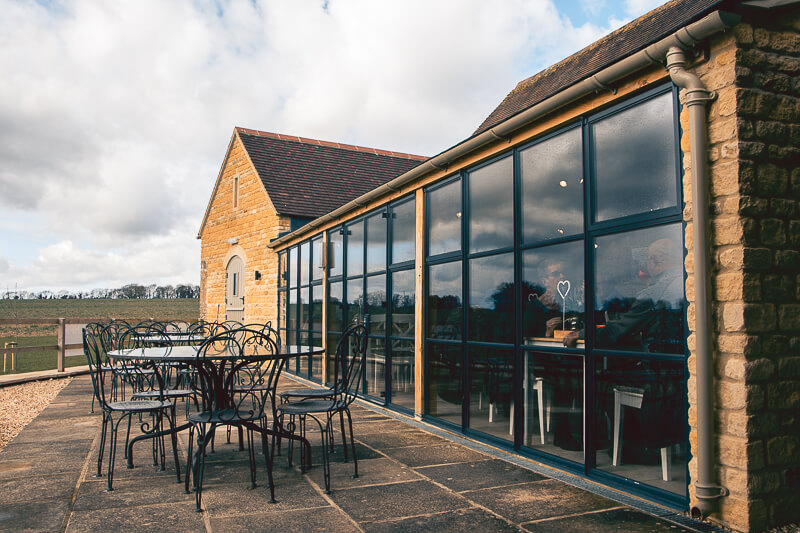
top-left (0, 374), bottom-right (723, 532)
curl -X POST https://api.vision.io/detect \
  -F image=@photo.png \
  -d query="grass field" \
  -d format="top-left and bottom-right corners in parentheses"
top-left (0, 298), bottom-right (200, 375)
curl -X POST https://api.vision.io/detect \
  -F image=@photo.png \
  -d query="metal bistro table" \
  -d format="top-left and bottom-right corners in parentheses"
top-left (109, 343), bottom-right (324, 504)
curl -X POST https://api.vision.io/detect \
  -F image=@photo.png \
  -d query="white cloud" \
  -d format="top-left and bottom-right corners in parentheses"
top-left (0, 0), bottom-right (627, 293)
top-left (624, 0), bottom-right (665, 18)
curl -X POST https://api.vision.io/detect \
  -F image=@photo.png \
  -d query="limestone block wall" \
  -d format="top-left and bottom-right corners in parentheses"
top-left (683, 12), bottom-right (799, 533)
top-left (199, 134), bottom-right (289, 327)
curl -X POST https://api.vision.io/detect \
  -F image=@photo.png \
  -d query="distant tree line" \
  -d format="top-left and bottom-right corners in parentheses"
top-left (2, 283), bottom-right (200, 300)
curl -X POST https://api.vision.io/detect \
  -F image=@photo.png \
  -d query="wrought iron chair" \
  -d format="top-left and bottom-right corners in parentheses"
top-left (276, 323), bottom-right (368, 493)
top-left (83, 328), bottom-right (181, 491)
top-left (184, 326), bottom-right (282, 511)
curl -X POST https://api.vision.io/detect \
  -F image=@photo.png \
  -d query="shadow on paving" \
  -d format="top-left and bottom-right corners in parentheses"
top-left (0, 374), bottom-right (720, 532)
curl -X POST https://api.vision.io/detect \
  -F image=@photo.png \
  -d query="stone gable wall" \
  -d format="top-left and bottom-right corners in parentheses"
top-left (199, 135), bottom-right (289, 326)
top-left (684, 12), bottom-right (800, 533)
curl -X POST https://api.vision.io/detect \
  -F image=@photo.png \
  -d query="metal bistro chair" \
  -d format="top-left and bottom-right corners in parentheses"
top-left (276, 323), bottom-right (368, 493)
top-left (184, 326), bottom-right (282, 511)
top-left (83, 328), bottom-right (180, 491)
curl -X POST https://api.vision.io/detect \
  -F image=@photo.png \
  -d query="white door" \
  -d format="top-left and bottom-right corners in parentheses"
top-left (225, 255), bottom-right (245, 322)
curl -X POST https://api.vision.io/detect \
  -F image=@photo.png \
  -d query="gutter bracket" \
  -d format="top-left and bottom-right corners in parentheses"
top-left (590, 75), bottom-right (617, 95)
top-left (489, 128), bottom-right (512, 143)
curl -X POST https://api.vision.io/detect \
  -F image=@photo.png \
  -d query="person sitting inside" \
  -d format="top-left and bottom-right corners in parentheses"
top-left (562, 238), bottom-right (684, 352)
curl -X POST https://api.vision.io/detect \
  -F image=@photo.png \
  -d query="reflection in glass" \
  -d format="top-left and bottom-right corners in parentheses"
top-left (300, 241), bottom-right (310, 285)
top-left (391, 269), bottom-right (415, 338)
top-left (593, 224), bottom-right (684, 354)
top-left (288, 289), bottom-right (298, 346)
top-left (522, 241), bottom-right (584, 343)
top-left (593, 92), bottom-right (678, 222)
top-left (521, 127), bottom-right (583, 242)
top-left (365, 337), bottom-right (386, 398)
top-left (594, 356), bottom-right (686, 495)
top-left (366, 275), bottom-right (386, 336)
top-left (366, 213), bottom-right (387, 273)
top-left (428, 179), bottom-right (461, 256)
top-left (469, 157), bottom-right (513, 254)
top-left (289, 247), bottom-right (298, 288)
top-left (329, 229), bottom-right (343, 278)
top-left (390, 339), bottom-right (414, 409)
top-left (521, 351), bottom-right (583, 463)
top-left (311, 332), bottom-right (322, 382)
top-left (469, 252), bottom-right (514, 344)
top-left (326, 333), bottom-right (340, 384)
top-left (391, 199), bottom-right (415, 264)
top-left (346, 280), bottom-right (363, 325)
top-left (347, 221), bottom-right (364, 277)
top-left (299, 287), bottom-right (309, 332)
top-left (311, 284), bottom-right (323, 332)
top-left (312, 237), bottom-right (323, 281)
top-left (328, 282), bottom-right (343, 333)
top-left (278, 291), bottom-right (286, 333)
top-left (278, 252), bottom-right (287, 288)
top-left (298, 331), bottom-right (310, 376)
top-left (426, 343), bottom-right (462, 426)
top-left (468, 346), bottom-right (513, 442)
top-left (427, 261), bottom-right (462, 340)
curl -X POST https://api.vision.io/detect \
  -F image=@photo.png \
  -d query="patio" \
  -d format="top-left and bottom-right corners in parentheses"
top-left (0, 374), bottom-right (720, 532)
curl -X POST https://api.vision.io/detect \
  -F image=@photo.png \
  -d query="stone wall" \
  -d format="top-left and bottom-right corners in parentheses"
top-left (683, 10), bottom-right (800, 533)
top-left (199, 133), bottom-right (288, 327)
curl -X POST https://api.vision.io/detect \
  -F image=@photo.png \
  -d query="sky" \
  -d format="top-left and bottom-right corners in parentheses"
top-left (0, 0), bottom-right (665, 295)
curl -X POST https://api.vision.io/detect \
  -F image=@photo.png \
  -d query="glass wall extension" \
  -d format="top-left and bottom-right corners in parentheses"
top-left (423, 85), bottom-right (687, 504)
top-left (277, 235), bottom-right (324, 382)
top-left (325, 196), bottom-right (416, 410)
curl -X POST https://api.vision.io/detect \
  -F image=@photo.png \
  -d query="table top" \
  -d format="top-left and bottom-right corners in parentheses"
top-left (109, 344), bottom-right (324, 362)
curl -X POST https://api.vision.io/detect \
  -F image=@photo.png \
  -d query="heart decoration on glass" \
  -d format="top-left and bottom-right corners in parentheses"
top-left (557, 280), bottom-right (571, 329)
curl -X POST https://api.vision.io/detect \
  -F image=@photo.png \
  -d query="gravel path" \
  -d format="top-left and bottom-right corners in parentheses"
top-left (0, 378), bottom-right (72, 451)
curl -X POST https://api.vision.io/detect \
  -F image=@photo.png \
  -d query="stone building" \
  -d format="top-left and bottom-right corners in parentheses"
top-left (197, 128), bottom-right (425, 324)
top-left (200, 1), bottom-right (800, 531)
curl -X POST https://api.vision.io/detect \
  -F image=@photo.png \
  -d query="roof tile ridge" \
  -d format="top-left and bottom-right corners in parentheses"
top-left (234, 126), bottom-right (427, 161)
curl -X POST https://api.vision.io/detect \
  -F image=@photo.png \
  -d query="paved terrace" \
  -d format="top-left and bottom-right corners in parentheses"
top-left (0, 375), bottom-right (723, 533)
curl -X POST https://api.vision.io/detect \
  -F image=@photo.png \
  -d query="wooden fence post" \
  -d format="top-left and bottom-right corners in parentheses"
top-left (57, 318), bottom-right (66, 372)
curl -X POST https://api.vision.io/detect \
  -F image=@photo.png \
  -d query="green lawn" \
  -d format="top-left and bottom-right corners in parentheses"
top-left (0, 298), bottom-right (200, 375)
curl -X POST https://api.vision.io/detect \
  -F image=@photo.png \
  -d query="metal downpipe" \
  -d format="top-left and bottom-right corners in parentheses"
top-left (666, 46), bottom-right (729, 519)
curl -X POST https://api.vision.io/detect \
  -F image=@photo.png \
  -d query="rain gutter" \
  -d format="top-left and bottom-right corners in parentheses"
top-left (268, 9), bottom-right (739, 250)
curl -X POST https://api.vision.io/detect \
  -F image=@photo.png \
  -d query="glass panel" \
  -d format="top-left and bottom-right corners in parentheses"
top-left (347, 221), bottom-right (364, 277)
top-left (521, 351), bottom-right (584, 463)
top-left (365, 337), bottom-right (386, 399)
top-left (592, 92), bottom-right (678, 222)
top-left (468, 346), bottom-right (513, 442)
top-left (366, 213), bottom-right (387, 273)
top-left (310, 332), bottom-right (323, 382)
top-left (392, 199), bottom-right (415, 264)
top-left (593, 224), bottom-right (685, 354)
top-left (289, 247), bottom-right (298, 288)
top-left (469, 157), bottom-right (513, 253)
top-left (428, 179), bottom-right (461, 256)
top-left (521, 127), bottom-right (584, 242)
top-left (426, 343), bottom-right (462, 426)
top-left (427, 261), bottom-right (462, 340)
top-left (346, 280), bottom-right (363, 325)
top-left (366, 275), bottom-right (386, 336)
top-left (278, 252), bottom-right (287, 288)
top-left (595, 356), bottom-right (686, 495)
top-left (298, 331), bottom-right (310, 376)
top-left (391, 269), bottom-right (415, 338)
top-left (299, 287), bottom-right (309, 333)
top-left (329, 229), bottom-right (343, 278)
top-left (288, 289), bottom-right (298, 346)
top-left (311, 284), bottom-right (323, 332)
top-left (300, 241), bottom-right (310, 286)
top-left (278, 291), bottom-right (286, 332)
top-left (522, 241), bottom-right (585, 348)
top-left (390, 339), bottom-right (415, 409)
top-left (328, 281), bottom-right (343, 333)
top-left (469, 252), bottom-right (514, 344)
top-left (312, 237), bottom-right (323, 281)
top-left (326, 333), bottom-right (340, 384)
